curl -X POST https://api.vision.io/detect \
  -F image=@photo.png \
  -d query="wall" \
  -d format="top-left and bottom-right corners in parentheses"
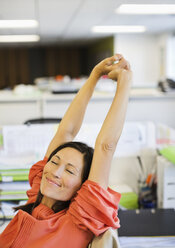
top-left (166, 35), bottom-right (175, 80)
top-left (0, 48), bottom-right (29, 89)
top-left (0, 37), bottom-right (114, 89)
top-left (0, 46), bottom-right (87, 89)
top-left (87, 36), bottom-right (114, 73)
top-left (114, 34), bottom-right (162, 86)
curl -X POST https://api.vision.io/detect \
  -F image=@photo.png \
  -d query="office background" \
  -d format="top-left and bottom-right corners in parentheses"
top-left (0, 0), bottom-right (175, 89)
top-left (0, 0), bottom-right (175, 245)
top-left (0, 0), bottom-right (175, 128)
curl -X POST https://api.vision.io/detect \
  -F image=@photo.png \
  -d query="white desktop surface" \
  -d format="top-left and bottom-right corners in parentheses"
top-left (1, 88), bottom-right (175, 128)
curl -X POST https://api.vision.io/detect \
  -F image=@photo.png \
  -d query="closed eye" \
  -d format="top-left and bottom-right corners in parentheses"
top-left (66, 169), bottom-right (74, 175)
top-left (51, 161), bottom-right (58, 165)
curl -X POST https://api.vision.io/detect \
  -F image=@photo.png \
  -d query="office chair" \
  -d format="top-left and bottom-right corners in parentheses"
top-left (88, 228), bottom-right (120, 248)
top-left (24, 118), bottom-right (62, 125)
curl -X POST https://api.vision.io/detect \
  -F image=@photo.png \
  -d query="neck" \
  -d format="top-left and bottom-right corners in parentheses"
top-left (41, 195), bottom-right (56, 209)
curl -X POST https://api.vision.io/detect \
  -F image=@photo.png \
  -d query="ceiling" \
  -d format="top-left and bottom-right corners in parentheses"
top-left (0, 0), bottom-right (175, 46)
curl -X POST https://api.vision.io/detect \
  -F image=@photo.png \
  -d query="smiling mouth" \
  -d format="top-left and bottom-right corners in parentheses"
top-left (46, 177), bottom-right (61, 187)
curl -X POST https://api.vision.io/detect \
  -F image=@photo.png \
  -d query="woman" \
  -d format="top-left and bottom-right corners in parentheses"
top-left (0, 54), bottom-right (132, 248)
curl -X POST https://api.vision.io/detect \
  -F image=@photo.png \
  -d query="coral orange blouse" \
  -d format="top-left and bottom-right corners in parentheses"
top-left (0, 157), bottom-right (121, 248)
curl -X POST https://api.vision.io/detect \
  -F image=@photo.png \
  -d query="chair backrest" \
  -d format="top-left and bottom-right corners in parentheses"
top-left (88, 228), bottom-right (120, 248)
top-left (24, 118), bottom-right (62, 125)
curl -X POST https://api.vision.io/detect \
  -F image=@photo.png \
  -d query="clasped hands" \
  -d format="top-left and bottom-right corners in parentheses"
top-left (93, 54), bottom-right (132, 83)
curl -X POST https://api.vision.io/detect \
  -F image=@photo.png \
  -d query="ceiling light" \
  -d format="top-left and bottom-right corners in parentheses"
top-left (116, 4), bottom-right (175, 14)
top-left (0, 20), bottom-right (38, 28)
top-left (0, 35), bottom-right (40, 42)
top-left (92, 26), bottom-right (146, 33)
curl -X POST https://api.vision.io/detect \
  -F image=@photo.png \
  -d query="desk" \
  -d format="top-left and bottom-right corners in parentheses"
top-left (0, 89), bottom-right (175, 127)
top-left (0, 91), bottom-right (41, 125)
top-left (118, 209), bottom-right (175, 237)
top-left (118, 209), bottom-right (175, 247)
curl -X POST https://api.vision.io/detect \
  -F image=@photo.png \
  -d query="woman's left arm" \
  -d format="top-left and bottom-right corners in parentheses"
top-left (88, 58), bottom-right (132, 189)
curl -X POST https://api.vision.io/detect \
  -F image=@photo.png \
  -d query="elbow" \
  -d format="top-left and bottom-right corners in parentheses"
top-left (95, 139), bottom-right (118, 154)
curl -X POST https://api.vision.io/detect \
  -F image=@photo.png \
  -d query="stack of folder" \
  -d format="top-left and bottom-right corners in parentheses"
top-left (0, 124), bottom-right (58, 220)
top-left (0, 178), bottom-right (30, 201)
top-left (0, 167), bottom-right (30, 219)
top-left (0, 152), bottom-right (36, 219)
top-left (0, 124), bottom-right (54, 220)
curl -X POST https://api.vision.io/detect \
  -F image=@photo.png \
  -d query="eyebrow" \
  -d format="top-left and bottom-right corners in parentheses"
top-left (54, 155), bottom-right (79, 172)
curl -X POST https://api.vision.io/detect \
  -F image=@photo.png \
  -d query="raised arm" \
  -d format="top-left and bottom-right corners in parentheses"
top-left (88, 56), bottom-right (132, 189)
top-left (45, 55), bottom-right (120, 158)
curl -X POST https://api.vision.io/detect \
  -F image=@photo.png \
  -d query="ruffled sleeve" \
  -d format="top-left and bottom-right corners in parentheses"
top-left (26, 156), bottom-right (48, 203)
top-left (68, 180), bottom-right (121, 236)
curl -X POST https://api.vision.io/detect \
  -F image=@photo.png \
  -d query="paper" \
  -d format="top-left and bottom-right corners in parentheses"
top-left (75, 123), bottom-right (102, 147)
top-left (0, 127), bottom-right (3, 149)
top-left (0, 181), bottom-right (30, 191)
top-left (0, 151), bottom-right (37, 169)
top-left (2, 124), bottom-right (57, 158)
top-left (156, 123), bottom-right (175, 148)
top-left (75, 122), bottom-right (156, 157)
top-left (0, 200), bottom-right (27, 218)
top-left (0, 193), bottom-right (27, 201)
top-left (115, 122), bottom-right (155, 157)
top-left (1, 122), bottom-right (156, 160)
top-left (157, 156), bottom-right (175, 209)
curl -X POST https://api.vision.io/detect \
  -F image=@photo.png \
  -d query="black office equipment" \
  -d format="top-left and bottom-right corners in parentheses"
top-left (118, 209), bottom-right (175, 237)
top-left (24, 118), bottom-right (62, 125)
top-left (52, 90), bottom-right (78, 94)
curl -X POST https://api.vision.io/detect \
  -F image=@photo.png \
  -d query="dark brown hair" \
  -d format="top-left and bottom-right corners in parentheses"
top-left (14, 141), bottom-right (94, 214)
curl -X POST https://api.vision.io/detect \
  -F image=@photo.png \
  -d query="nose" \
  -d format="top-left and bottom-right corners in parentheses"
top-left (52, 164), bottom-right (64, 179)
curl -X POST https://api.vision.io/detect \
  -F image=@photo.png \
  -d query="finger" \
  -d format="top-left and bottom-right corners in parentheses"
top-left (117, 58), bottom-right (129, 69)
top-left (124, 61), bottom-right (131, 70)
top-left (108, 58), bottom-right (126, 71)
top-left (106, 57), bottom-right (116, 66)
top-left (108, 68), bottom-right (120, 80)
top-left (114, 53), bottom-right (123, 62)
top-left (106, 54), bottom-right (123, 66)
